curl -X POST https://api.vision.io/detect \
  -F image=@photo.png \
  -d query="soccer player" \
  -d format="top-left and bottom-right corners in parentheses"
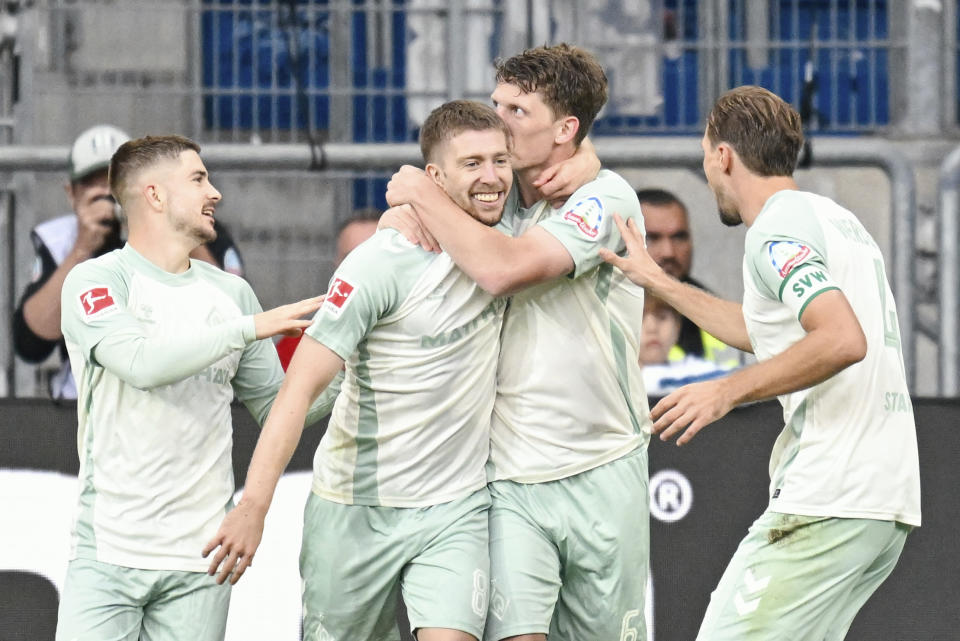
top-left (203, 100), bottom-right (514, 641)
top-left (385, 44), bottom-right (651, 641)
top-left (600, 85), bottom-right (921, 640)
top-left (56, 135), bottom-right (328, 641)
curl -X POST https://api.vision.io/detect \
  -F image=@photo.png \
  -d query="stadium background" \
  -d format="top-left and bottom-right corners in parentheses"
top-left (0, 1), bottom-right (957, 639)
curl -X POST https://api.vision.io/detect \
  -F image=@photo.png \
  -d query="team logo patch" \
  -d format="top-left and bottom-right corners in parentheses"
top-left (79, 286), bottom-right (116, 318)
top-left (767, 241), bottom-right (812, 278)
top-left (322, 278), bottom-right (356, 318)
top-left (562, 196), bottom-right (604, 239)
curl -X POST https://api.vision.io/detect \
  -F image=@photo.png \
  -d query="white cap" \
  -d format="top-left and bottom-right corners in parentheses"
top-left (69, 124), bottom-right (131, 181)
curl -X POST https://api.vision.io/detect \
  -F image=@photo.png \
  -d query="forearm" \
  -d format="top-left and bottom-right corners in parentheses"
top-left (21, 255), bottom-right (85, 340)
top-left (236, 388), bottom-right (311, 512)
top-left (721, 328), bottom-right (858, 406)
top-left (647, 273), bottom-right (752, 352)
top-left (241, 340), bottom-right (344, 510)
top-left (408, 197), bottom-right (528, 295)
top-left (94, 316), bottom-right (255, 389)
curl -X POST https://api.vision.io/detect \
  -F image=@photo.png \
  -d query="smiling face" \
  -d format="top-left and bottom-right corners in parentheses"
top-left (163, 150), bottom-right (222, 244)
top-left (491, 82), bottom-right (563, 172)
top-left (426, 128), bottom-right (513, 226)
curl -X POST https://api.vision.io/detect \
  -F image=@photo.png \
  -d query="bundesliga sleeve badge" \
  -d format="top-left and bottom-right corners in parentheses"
top-left (767, 241), bottom-right (812, 278)
top-left (78, 286), bottom-right (117, 321)
top-left (322, 277), bottom-right (356, 318)
top-left (562, 196), bottom-right (605, 239)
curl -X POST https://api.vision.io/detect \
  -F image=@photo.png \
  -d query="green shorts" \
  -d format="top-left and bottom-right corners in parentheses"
top-left (55, 557), bottom-right (231, 641)
top-left (485, 448), bottom-right (649, 641)
top-left (696, 511), bottom-right (910, 641)
top-left (300, 487), bottom-right (490, 641)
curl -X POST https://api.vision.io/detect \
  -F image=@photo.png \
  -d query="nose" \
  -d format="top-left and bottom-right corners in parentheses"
top-left (480, 161), bottom-right (498, 184)
top-left (209, 183), bottom-right (222, 202)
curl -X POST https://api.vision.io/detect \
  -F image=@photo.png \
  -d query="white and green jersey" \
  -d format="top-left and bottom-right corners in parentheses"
top-left (489, 169), bottom-right (651, 483)
top-left (743, 190), bottom-right (921, 526)
top-left (306, 229), bottom-right (505, 507)
top-left (60, 244), bottom-right (333, 572)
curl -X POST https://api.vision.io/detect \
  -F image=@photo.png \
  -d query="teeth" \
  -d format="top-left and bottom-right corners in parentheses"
top-left (473, 192), bottom-right (500, 203)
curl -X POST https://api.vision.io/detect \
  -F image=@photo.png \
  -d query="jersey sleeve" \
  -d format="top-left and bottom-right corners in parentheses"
top-left (62, 261), bottom-right (256, 390)
top-left (746, 203), bottom-right (840, 320)
top-left (304, 231), bottom-right (414, 360)
top-left (535, 171), bottom-right (643, 278)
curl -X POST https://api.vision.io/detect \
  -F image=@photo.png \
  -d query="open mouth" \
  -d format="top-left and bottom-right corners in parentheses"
top-left (472, 191), bottom-right (503, 204)
top-left (201, 206), bottom-right (216, 220)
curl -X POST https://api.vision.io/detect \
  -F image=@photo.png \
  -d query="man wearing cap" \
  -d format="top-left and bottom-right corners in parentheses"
top-left (12, 125), bottom-right (246, 399)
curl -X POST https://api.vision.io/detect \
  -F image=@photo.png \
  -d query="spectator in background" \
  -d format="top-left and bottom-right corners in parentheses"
top-left (639, 294), bottom-right (731, 397)
top-left (637, 188), bottom-right (740, 368)
top-left (276, 209), bottom-right (380, 370)
top-left (336, 207), bottom-right (381, 264)
top-left (12, 124), bottom-right (246, 400)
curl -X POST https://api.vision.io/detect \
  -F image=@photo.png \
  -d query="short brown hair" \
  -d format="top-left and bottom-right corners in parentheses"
top-left (495, 43), bottom-right (607, 145)
top-left (419, 100), bottom-right (511, 164)
top-left (705, 86), bottom-right (803, 177)
top-left (109, 134), bottom-right (201, 206)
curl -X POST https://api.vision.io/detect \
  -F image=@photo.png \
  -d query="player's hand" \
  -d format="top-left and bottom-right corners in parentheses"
top-left (74, 192), bottom-right (118, 258)
top-left (533, 136), bottom-right (600, 207)
top-left (378, 204), bottom-right (440, 253)
top-left (254, 296), bottom-right (323, 339)
top-left (651, 378), bottom-right (736, 446)
top-left (202, 501), bottom-right (267, 585)
top-left (385, 164), bottom-right (433, 208)
top-left (599, 213), bottom-right (667, 290)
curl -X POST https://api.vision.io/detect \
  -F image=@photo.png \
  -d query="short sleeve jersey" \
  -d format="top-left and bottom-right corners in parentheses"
top-left (743, 190), bottom-right (921, 526)
top-left (61, 245), bottom-right (283, 571)
top-left (305, 230), bottom-right (504, 507)
top-left (489, 169), bottom-right (651, 483)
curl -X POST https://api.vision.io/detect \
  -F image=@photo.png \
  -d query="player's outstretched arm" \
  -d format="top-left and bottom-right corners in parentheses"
top-left (253, 296), bottom-right (324, 339)
top-left (203, 336), bottom-right (344, 585)
top-left (651, 289), bottom-right (866, 446)
top-left (533, 136), bottom-right (601, 207)
top-left (385, 165), bottom-right (574, 296)
top-left (600, 213), bottom-right (752, 352)
top-left (87, 295), bottom-right (322, 390)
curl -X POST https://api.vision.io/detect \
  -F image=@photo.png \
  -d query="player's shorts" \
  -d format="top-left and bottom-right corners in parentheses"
top-left (300, 487), bottom-right (490, 641)
top-left (696, 511), bottom-right (911, 641)
top-left (55, 557), bottom-right (231, 641)
top-left (485, 447), bottom-right (649, 641)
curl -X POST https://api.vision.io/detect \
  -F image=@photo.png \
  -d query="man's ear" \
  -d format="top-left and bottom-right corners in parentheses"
top-left (142, 182), bottom-right (164, 213)
top-left (717, 142), bottom-right (734, 175)
top-left (555, 115), bottom-right (580, 145)
top-left (425, 162), bottom-right (444, 187)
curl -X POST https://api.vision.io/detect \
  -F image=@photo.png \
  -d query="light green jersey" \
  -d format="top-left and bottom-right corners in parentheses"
top-left (489, 170), bottom-right (651, 483)
top-left (306, 230), bottom-right (505, 507)
top-left (60, 244), bottom-right (322, 572)
top-left (743, 190), bottom-right (921, 526)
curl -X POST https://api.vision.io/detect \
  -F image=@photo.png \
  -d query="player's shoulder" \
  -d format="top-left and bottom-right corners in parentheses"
top-left (65, 248), bottom-right (124, 283)
top-left (189, 258), bottom-right (260, 307)
top-left (575, 168), bottom-right (637, 200)
top-left (747, 190), bottom-right (824, 251)
top-left (342, 228), bottom-right (438, 275)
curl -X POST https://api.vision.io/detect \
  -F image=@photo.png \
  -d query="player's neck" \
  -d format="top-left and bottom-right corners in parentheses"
top-left (737, 176), bottom-right (798, 226)
top-left (127, 227), bottom-right (196, 274)
top-left (516, 146), bottom-right (576, 208)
